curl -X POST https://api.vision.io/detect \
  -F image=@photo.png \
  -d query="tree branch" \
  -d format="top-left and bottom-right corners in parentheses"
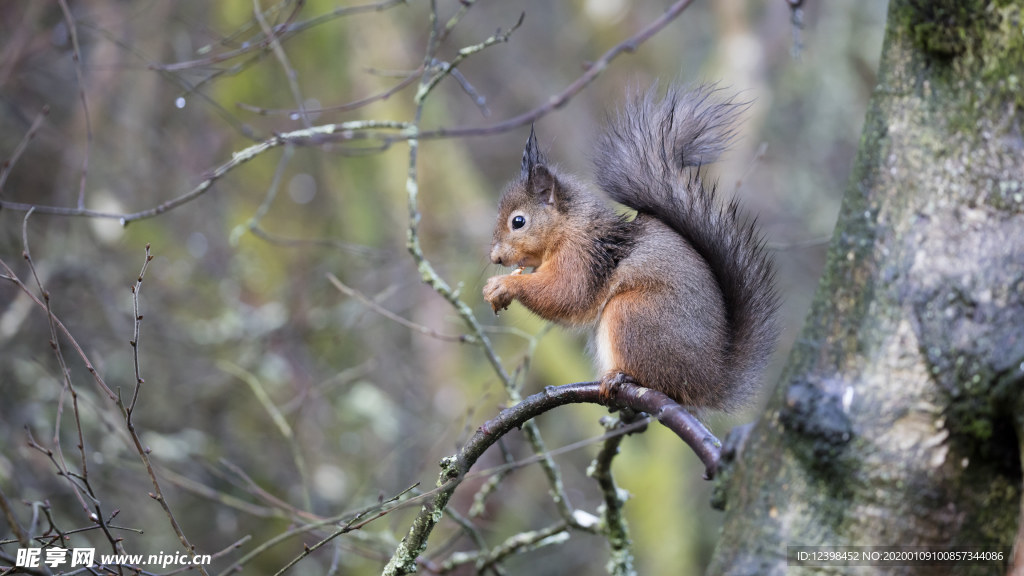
top-left (590, 411), bottom-right (643, 576)
top-left (382, 381), bottom-right (721, 575)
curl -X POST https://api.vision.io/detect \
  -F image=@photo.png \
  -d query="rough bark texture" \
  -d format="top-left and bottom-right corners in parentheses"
top-left (707, 1), bottom-right (1024, 575)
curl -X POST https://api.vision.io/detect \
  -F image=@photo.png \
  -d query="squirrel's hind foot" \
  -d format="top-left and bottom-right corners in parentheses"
top-left (599, 371), bottom-right (635, 404)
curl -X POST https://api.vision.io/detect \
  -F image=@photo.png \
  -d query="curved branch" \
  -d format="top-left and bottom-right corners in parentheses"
top-left (382, 381), bottom-right (722, 576)
top-left (475, 382), bottom-right (722, 479)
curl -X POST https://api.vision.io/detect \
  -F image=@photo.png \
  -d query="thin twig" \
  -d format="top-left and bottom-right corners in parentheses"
top-left (236, 69), bottom-right (420, 116)
top-left (253, 0), bottom-right (311, 127)
top-left (247, 225), bottom-right (382, 257)
top-left (155, 0), bottom-right (404, 72)
top-left (158, 536), bottom-right (252, 576)
top-left (416, 12), bottom-right (524, 110)
top-left (218, 360), bottom-right (313, 511)
top-left (448, 67), bottom-right (490, 117)
top-left (267, 485), bottom-right (418, 576)
top-left (19, 210), bottom-right (102, 546)
top-left (434, 508), bottom-right (503, 576)
top-left (55, 0), bottom-right (92, 209)
top-left (218, 458), bottom-right (313, 520)
top-left (198, 0), bottom-right (289, 54)
top-left (766, 234), bottom-right (832, 250)
top-left (327, 273), bottom-right (474, 343)
top-left (0, 106), bottom-right (48, 194)
top-left (119, 245), bottom-right (211, 576)
top-left (127, 244), bottom-right (152, 418)
top-left (0, 486), bottom-right (30, 549)
top-left (150, 465), bottom-right (286, 519)
top-left (214, 484), bottom-right (414, 576)
top-left (2, 226), bottom-right (209, 566)
top-left (440, 522), bottom-right (569, 574)
top-left (0, 258), bottom-right (116, 401)
top-left (238, 144), bottom-right (292, 239)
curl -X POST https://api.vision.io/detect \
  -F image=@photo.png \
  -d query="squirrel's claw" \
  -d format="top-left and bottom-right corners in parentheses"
top-left (483, 275), bottom-right (513, 314)
top-left (599, 371), bottom-right (634, 404)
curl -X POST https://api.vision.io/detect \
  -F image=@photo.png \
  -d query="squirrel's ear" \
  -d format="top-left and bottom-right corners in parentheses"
top-left (531, 165), bottom-right (558, 206)
top-left (520, 125), bottom-right (547, 180)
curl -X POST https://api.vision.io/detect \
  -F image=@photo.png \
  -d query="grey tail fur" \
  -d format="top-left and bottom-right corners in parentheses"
top-left (594, 84), bottom-right (779, 407)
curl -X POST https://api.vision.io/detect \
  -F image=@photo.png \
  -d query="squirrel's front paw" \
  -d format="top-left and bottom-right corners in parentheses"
top-left (483, 276), bottom-right (514, 314)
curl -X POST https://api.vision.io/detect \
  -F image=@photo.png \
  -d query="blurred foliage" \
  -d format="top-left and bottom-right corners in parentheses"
top-left (0, 0), bottom-right (886, 574)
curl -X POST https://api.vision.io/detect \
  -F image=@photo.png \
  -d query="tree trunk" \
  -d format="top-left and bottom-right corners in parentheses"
top-left (708, 1), bottom-right (1024, 575)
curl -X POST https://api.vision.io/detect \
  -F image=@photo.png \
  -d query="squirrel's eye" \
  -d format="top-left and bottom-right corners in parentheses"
top-left (511, 215), bottom-right (526, 230)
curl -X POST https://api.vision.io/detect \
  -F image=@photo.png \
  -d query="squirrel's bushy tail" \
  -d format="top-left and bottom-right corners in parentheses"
top-left (594, 84), bottom-right (779, 408)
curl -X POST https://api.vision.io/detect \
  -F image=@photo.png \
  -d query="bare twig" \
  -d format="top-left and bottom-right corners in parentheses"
top-left (448, 67), bottom-right (490, 117)
top-left (327, 273), bottom-right (474, 343)
top-left (155, 465), bottom-right (287, 520)
top-left (266, 485), bottom-right (418, 576)
top-left (218, 360), bottom-right (313, 511)
top-left (236, 69), bottom-right (420, 116)
top-left (230, 143), bottom-right (293, 243)
top-left (253, 0), bottom-right (311, 127)
top-left (218, 458), bottom-right (313, 520)
top-left (228, 147), bottom-right (381, 256)
top-left (0, 106), bottom-right (48, 194)
top-left (0, 486), bottom-right (30, 549)
top-left (417, 12), bottom-right (524, 110)
top-left (155, 0), bottom-right (404, 72)
top-left (213, 484), bottom-right (413, 576)
top-left (0, 258), bottom-right (116, 402)
top-left (158, 536), bottom-right (251, 576)
top-left (119, 245), bottom-right (211, 576)
top-left (433, 508), bottom-right (503, 575)
top-left (127, 244), bottom-right (152, 418)
top-left (247, 224), bottom-right (382, 257)
top-left (55, 0), bottom-right (92, 209)
top-left (440, 522), bottom-right (569, 574)
top-left (18, 210), bottom-right (104, 548)
top-left (197, 0), bottom-right (290, 53)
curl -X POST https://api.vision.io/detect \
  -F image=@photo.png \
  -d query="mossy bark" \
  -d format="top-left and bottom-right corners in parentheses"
top-left (707, 1), bottom-right (1024, 575)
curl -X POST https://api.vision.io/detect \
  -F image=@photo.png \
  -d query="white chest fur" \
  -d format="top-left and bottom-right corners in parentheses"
top-left (594, 312), bottom-right (617, 375)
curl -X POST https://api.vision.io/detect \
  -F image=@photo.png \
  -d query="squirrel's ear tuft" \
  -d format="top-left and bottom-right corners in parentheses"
top-left (521, 125), bottom-right (546, 179)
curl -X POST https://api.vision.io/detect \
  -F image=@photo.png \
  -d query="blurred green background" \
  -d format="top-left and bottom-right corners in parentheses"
top-left (0, 1), bottom-right (886, 574)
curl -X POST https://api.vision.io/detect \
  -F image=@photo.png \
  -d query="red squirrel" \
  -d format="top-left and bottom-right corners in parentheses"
top-left (483, 85), bottom-right (778, 411)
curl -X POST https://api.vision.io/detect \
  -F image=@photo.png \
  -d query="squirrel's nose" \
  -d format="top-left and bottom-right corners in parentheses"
top-left (490, 246), bottom-right (503, 266)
